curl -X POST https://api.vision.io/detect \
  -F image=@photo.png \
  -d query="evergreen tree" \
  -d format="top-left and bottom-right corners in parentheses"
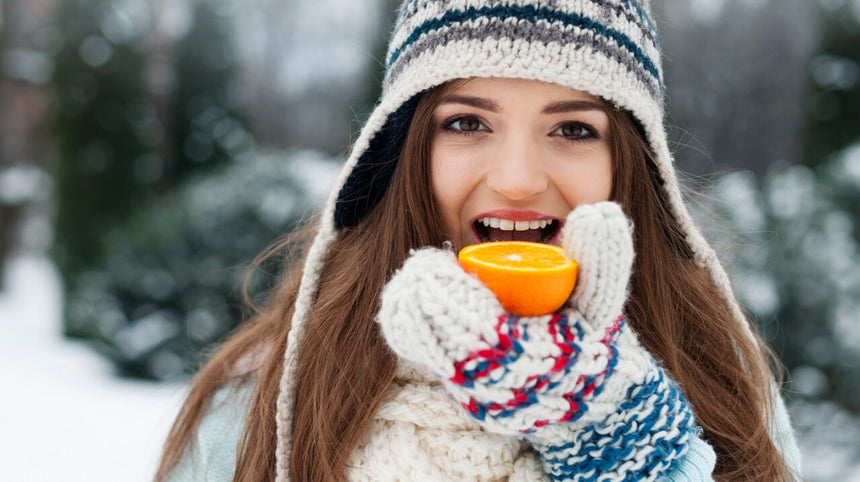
top-left (64, 149), bottom-right (336, 379)
top-left (168, 0), bottom-right (248, 178)
top-left (802, 3), bottom-right (860, 168)
top-left (51, 0), bottom-right (247, 341)
top-left (51, 0), bottom-right (152, 305)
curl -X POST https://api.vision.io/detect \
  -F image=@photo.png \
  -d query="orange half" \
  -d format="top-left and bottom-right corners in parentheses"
top-left (458, 241), bottom-right (578, 317)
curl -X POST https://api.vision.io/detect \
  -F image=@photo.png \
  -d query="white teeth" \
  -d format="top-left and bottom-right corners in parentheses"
top-left (477, 217), bottom-right (554, 232)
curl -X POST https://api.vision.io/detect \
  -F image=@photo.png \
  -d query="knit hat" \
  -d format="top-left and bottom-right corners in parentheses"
top-left (275, 1), bottom-right (753, 479)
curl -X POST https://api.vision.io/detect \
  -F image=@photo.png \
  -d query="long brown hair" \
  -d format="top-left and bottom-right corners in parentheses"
top-left (608, 108), bottom-right (793, 480)
top-left (156, 82), bottom-right (794, 481)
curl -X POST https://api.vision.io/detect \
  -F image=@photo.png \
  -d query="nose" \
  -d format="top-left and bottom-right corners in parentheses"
top-left (485, 135), bottom-right (549, 200)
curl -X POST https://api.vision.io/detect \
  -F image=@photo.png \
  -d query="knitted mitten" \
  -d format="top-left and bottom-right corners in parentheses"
top-left (377, 202), bottom-right (699, 481)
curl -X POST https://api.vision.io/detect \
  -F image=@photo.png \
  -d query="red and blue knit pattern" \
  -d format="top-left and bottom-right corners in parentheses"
top-left (535, 367), bottom-right (698, 481)
top-left (449, 313), bottom-right (624, 433)
top-left (445, 313), bottom-right (697, 480)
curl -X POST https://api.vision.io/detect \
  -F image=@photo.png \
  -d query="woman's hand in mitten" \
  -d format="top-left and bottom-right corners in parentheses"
top-left (376, 202), bottom-right (700, 481)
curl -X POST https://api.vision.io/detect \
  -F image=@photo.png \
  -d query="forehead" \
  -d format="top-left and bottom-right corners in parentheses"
top-left (439, 77), bottom-right (606, 105)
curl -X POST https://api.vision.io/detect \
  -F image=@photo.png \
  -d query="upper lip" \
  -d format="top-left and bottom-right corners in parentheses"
top-left (472, 209), bottom-right (558, 222)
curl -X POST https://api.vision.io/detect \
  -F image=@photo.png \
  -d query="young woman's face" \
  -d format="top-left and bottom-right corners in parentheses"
top-left (430, 77), bottom-right (613, 250)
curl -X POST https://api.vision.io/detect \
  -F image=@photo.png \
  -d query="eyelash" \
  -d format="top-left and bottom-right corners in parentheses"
top-left (551, 122), bottom-right (600, 142)
top-left (441, 115), bottom-right (600, 143)
top-left (442, 115), bottom-right (489, 135)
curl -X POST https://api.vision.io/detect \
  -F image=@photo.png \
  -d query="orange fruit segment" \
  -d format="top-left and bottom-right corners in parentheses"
top-left (458, 241), bottom-right (578, 317)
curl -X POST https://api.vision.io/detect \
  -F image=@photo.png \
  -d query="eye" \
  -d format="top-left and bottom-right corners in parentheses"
top-left (552, 122), bottom-right (598, 141)
top-left (444, 116), bottom-right (489, 134)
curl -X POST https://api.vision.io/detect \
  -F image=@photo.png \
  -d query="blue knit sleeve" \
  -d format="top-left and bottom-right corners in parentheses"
top-left (165, 380), bottom-right (255, 482)
top-left (663, 435), bottom-right (716, 481)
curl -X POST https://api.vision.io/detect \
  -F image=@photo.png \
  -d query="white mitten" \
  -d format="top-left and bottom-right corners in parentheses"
top-left (377, 202), bottom-right (699, 481)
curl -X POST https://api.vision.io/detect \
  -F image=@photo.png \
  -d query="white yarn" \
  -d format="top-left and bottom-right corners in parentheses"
top-left (562, 203), bottom-right (635, 332)
top-left (345, 359), bottom-right (548, 481)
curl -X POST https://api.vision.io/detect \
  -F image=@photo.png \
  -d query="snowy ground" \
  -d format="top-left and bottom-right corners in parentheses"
top-left (1, 254), bottom-right (859, 481)
top-left (0, 255), bottom-right (186, 482)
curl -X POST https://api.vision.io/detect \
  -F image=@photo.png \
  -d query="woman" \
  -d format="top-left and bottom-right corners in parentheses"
top-left (157, 1), bottom-right (802, 480)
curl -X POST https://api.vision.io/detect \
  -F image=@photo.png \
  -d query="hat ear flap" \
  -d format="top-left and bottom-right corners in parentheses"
top-left (335, 94), bottom-right (422, 230)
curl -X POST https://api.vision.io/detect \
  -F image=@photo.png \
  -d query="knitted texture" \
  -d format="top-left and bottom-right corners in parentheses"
top-left (345, 359), bottom-right (547, 481)
top-left (377, 203), bottom-right (699, 481)
top-left (275, 0), bottom-right (756, 478)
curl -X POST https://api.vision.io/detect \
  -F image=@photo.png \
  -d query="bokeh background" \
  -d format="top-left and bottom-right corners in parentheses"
top-left (1, 0), bottom-right (859, 480)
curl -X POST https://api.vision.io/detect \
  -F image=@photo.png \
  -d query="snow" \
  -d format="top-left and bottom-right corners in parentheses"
top-left (0, 255), bottom-right (187, 482)
top-left (2, 253), bottom-right (860, 481)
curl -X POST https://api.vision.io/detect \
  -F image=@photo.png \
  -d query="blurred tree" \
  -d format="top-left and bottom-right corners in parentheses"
top-left (51, 0), bottom-right (154, 295)
top-left (167, 0), bottom-right (249, 178)
top-left (50, 0), bottom-right (391, 378)
top-left (51, 0), bottom-right (246, 339)
top-left (802, 1), bottom-right (860, 166)
top-left (64, 149), bottom-right (336, 379)
top-left (710, 163), bottom-right (860, 413)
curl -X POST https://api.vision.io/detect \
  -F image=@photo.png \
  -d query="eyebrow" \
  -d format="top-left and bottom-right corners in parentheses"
top-left (541, 100), bottom-right (605, 114)
top-left (438, 95), bottom-right (604, 114)
top-left (438, 95), bottom-right (499, 111)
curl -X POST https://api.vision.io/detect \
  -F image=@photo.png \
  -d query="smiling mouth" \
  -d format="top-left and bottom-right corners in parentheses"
top-left (473, 217), bottom-right (561, 243)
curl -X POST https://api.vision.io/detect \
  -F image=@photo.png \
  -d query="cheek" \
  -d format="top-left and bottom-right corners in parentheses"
top-left (555, 151), bottom-right (613, 203)
top-left (430, 153), bottom-right (450, 209)
top-left (588, 160), bottom-right (613, 201)
top-left (431, 151), bottom-right (472, 233)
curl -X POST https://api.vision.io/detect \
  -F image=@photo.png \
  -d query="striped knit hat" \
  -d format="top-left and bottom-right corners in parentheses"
top-left (275, 1), bottom-right (754, 479)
